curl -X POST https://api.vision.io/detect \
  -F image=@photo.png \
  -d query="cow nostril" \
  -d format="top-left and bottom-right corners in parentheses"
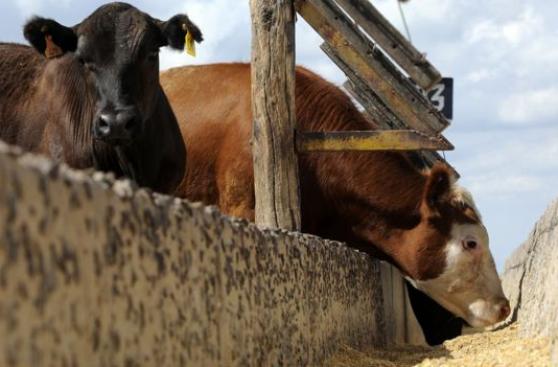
top-left (96, 115), bottom-right (112, 137)
top-left (499, 300), bottom-right (511, 320)
top-left (98, 116), bottom-right (109, 128)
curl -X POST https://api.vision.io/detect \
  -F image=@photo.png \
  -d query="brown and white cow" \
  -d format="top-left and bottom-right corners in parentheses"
top-left (0, 2), bottom-right (202, 194)
top-left (161, 63), bottom-right (510, 333)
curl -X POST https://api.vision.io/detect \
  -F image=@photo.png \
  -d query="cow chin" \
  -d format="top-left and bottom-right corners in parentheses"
top-left (408, 278), bottom-right (508, 328)
top-left (92, 140), bottom-right (145, 186)
top-left (444, 297), bottom-right (508, 328)
top-left (114, 145), bottom-right (144, 186)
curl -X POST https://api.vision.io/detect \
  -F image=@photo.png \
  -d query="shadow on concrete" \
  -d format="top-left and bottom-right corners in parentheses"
top-left (406, 281), bottom-right (464, 346)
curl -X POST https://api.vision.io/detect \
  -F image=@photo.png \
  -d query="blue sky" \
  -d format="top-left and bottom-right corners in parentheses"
top-left (2, 0), bottom-right (557, 270)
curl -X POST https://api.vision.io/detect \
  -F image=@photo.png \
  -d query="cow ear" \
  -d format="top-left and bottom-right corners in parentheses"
top-left (159, 14), bottom-right (203, 50)
top-left (423, 164), bottom-right (452, 210)
top-left (24, 17), bottom-right (77, 59)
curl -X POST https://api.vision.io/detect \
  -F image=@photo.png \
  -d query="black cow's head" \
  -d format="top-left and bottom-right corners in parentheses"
top-left (22, 2), bottom-right (202, 192)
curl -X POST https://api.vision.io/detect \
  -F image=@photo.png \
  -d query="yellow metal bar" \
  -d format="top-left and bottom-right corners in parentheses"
top-left (296, 130), bottom-right (454, 152)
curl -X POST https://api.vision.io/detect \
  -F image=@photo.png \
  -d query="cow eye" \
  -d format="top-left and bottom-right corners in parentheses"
top-left (78, 57), bottom-right (97, 73)
top-left (462, 239), bottom-right (478, 250)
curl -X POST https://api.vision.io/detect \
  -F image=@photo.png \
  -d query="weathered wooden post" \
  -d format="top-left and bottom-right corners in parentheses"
top-left (249, 0), bottom-right (301, 230)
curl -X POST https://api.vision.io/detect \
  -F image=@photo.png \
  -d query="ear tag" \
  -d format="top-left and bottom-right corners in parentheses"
top-left (44, 34), bottom-right (63, 59)
top-left (185, 30), bottom-right (196, 57)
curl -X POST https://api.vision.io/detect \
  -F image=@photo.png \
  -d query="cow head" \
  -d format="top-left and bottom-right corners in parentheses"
top-left (353, 163), bottom-right (509, 328)
top-left (402, 165), bottom-right (510, 327)
top-left (22, 2), bottom-right (202, 192)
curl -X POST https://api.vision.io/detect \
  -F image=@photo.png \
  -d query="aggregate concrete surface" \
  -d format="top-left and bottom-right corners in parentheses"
top-left (0, 141), bottom-right (386, 367)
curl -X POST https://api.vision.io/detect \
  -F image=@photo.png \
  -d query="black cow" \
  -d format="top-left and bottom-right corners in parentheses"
top-left (0, 2), bottom-right (203, 193)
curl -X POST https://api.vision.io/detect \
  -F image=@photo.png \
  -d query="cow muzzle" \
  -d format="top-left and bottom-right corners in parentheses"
top-left (94, 107), bottom-right (141, 145)
top-left (466, 297), bottom-right (511, 327)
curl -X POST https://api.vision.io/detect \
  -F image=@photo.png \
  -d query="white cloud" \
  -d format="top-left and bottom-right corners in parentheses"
top-left (450, 128), bottom-right (558, 172)
top-left (498, 87), bottom-right (558, 124)
top-left (14, 0), bottom-right (42, 14)
top-left (374, 0), bottom-right (454, 30)
top-left (467, 174), bottom-right (543, 198)
top-left (465, 69), bottom-right (493, 83)
top-left (466, 8), bottom-right (540, 46)
top-left (14, 0), bottom-right (72, 15)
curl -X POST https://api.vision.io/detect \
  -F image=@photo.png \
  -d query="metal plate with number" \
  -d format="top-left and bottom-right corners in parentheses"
top-left (426, 78), bottom-right (453, 120)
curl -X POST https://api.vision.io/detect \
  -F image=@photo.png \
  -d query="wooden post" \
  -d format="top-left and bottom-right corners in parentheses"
top-left (250, 0), bottom-right (301, 230)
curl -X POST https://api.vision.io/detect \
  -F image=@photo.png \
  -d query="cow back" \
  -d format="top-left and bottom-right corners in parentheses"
top-left (0, 43), bottom-right (46, 148)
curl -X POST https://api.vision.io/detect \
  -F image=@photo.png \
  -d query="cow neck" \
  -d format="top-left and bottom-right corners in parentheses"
top-left (323, 150), bottom-right (423, 220)
top-left (297, 91), bottom-right (427, 269)
top-left (316, 151), bottom-right (450, 279)
top-left (338, 152), bottom-right (430, 275)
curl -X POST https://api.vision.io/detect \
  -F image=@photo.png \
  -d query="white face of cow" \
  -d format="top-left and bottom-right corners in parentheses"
top-left (408, 186), bottom-right (510, 327)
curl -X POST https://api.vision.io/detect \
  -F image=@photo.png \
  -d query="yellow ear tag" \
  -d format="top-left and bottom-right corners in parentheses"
top-left (185, 30), bottom-right (196, 57)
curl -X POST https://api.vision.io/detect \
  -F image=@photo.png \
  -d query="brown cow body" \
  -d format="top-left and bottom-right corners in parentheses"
top-left (163, 63), bottom-right (450, 273)
top-left (162, 63), bottom-right (510, 333)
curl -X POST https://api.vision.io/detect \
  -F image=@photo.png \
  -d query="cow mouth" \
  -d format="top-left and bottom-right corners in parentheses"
top-left (93, 135), bottom-right (135, 147)
top-left (92, 137), bottom-right (154, 190)
top-left (406, 284), bottom-right (501, 329)
top-left (463, 315), bottom-right (492, 328)
top-left (114, 146), bottom-right (143, 186)
top-left (434, 300), bottom-right (505, 329)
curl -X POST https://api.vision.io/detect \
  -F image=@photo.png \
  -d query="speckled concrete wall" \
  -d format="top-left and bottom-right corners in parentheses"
top-left (502, 198), bottom-right (558, 364)
top-left (0, 141), bottom-right (393, 367)
top-left (379, 262), bottom-right (425, 346)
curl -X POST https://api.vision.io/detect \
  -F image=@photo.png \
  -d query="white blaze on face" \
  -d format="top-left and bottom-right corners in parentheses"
top-left (408, 186), bottom-right (510, 327)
